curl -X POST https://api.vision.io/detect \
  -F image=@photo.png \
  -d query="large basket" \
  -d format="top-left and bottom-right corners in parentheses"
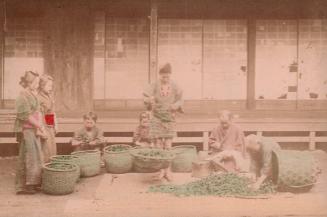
top-left (103, 144), bottom-right (133, 174)
top-left (171, 145), bottom-right (198, 172)
top-left (272, 150), bottom-right (319, 192)
top-left (131, 148), bottom-right (175, 173)
top-left (71, 150), bottom-right (101, 177)
top-left (42, 162), bottom-right (78, 195)
top-left (50, 155), bottom-right (80, 182)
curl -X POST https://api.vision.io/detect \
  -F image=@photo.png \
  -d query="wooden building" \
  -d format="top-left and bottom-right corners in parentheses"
top-left (0, 0), bottom-right (327, 155)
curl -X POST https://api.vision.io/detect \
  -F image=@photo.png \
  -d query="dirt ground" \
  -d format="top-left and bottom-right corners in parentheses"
top-left (0, 151), bottom-right (326, 217)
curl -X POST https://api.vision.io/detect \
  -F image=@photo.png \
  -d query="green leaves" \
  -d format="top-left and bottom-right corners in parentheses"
top-left (148, 173), bottom-right (276, 197)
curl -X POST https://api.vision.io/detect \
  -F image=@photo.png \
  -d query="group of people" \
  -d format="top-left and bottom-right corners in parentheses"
top-left (14, 63), bottom-right (280, 194)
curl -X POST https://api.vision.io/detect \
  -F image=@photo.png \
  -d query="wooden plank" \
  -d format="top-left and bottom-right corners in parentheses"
top-left (247, 18), bottom-right (256, 110)
top-left (309, 131), bottom-right (316, 150)
top-left (255, 100), bottom-right (297, 110)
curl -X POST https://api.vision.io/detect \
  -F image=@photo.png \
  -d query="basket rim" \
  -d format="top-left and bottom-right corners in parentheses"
top-left (71, 150), bottom-right (101, 155)
top-left (104, 144), bottom-right (133, 154)
top-left (50, 155), bottom-right (79, 161)
top-left (130, 148), bottom-right (175, 160)
top-left (43, 162), bottom-right (79, 172)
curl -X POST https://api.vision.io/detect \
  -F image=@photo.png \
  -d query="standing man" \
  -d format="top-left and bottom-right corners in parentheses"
top-left (245, 134), bottom-right (281, 190)
top-left (143, 63), bottom-right (183, 181)
top-left (208, 110), bottom-right (246, 171)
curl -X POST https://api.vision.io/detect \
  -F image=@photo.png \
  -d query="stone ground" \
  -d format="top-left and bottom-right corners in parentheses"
top-left (0, 151), bottom-right (326, 217)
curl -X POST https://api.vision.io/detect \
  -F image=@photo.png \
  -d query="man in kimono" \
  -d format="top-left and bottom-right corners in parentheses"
top-left (245, 134), bottom-right (281, 190)
top-left (208, 110), bottom-right (246, 172)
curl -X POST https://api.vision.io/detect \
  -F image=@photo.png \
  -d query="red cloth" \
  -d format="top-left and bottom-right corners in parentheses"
top-left (44, 114), bottom-right (55, 126)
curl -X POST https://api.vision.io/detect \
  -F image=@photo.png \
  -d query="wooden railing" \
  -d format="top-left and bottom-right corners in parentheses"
top-left (1, 117), bottom-right (327, 151)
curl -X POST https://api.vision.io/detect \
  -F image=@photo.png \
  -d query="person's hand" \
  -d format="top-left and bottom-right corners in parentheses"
top-left (170, 104), bottom-right (178, 111)
top-left (71, 140), bottom-right (82, 146)
top-left (210, 142), bottom-right (221, 150)
top-left (251, 181), bottom-right (261, 191)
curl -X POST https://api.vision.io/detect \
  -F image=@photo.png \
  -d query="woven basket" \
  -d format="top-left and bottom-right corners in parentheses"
top-left (103, 144), bottom-right (133, 174)
top-left (171, 145), bottom-right (198, 172)
top-left (71, 150), bottom-right (101, 177)
top-left (50, 155), bottom-right (81, 182)
top-left (131, 148), bottom-right (175, 173)
top-left (42, 162), bottom-right (78, 195)
top-left (272, 150), bottom-right (319, 192)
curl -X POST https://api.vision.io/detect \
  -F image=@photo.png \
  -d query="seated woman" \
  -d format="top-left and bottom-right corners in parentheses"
top-left (71, 112), bottom-right (106, 151)
top-left (133, 111), bottom-right (152, 148)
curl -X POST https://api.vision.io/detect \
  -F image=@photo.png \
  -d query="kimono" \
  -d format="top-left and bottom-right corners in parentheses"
top-left (249, 137), bottom-right (281, 177)
top-left (209, 123), bottom-right (245, 154)
top-left (14, 90), bottom-right (44, 192)
top-left (143, 81), bottom-right (183, 139)
top-left (208, 123), bottom-right (245, 171)
top-left (71, 126), bottom-right (106, 151)
top-left (37, 91), bottom-right (56, 162)
top-left (133, 125), bottom-right (151, 145)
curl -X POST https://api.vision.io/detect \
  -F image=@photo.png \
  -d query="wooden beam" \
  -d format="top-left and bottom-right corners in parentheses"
top-left (149, 0), bottom-right (158, 83)
top-left (246, 19), bottom-right (256, 110)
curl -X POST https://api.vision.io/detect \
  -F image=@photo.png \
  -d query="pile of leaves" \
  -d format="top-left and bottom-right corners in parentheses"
top-left (148, 173), bottom-right (276, 197)
top-left (137, 149), bottom-right (173, 158)
top-left (107, 145), bottom-right (131, 152)
top-left (47, 163), bottom-right (75, 170)
top-left (52, 155), bottom-right (76, 161)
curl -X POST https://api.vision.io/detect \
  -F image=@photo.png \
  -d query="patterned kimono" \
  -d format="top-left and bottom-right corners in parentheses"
top-left (144, 81), bottom-right (183, 139)
top-left (37, 91), bottom-right (56, 162)
top-left (14, 90), bottom-right (44, 191)
top-left (71, 126), bottom-right (106, 151)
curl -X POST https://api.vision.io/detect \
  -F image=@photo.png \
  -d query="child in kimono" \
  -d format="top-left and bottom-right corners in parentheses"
top-left (71, 112), bottom-right (106, 151)
top-left (133, 111), bottom-right (152, 148)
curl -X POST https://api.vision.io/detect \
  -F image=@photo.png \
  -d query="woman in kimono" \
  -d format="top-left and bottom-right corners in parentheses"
top-left (37, 74), bottom-right (57, 162)
top-left (143, 63), bottom-right (183, 181)
top-left (14, 71), bottom-right (46, 194)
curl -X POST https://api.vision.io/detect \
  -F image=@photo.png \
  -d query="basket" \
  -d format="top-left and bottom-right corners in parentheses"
top-left (71, 150), bottom-right (101, 177)
top-left (42, 162), bottom-right (78, 195)
top-left (50, 155), bottom-right (80, 182)
top-left (131, 148), bottom-right (175, 173)
top-left (272, 150), bottom-right (319, 192)
top-left (171, 145), bottom-right (198, 172)
top-left (103, 144), bottom-right (133, 174)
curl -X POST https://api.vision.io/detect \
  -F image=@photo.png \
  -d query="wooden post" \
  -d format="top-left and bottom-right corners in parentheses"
top-left (309, 131), bottom-right (316, 151)
top-left (0, 0), bottom-right (4, 108)
top-left (203, 131), bottom-right (209, 151)
top-left (247, 19), bottom-right (256, 110)
top-left (149, 0), bottom-right (158, 83)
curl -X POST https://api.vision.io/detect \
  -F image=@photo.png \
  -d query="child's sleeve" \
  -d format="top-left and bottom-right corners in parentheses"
top-left (94, 128), bottom-right (106, 145)
top-left (71, 129), bottom-right (84, 143)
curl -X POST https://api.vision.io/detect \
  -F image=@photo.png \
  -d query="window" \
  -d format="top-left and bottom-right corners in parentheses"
top-left (298, 19), bottom-right (327, 100)
top-left (255, 20), bottom-right (298, 100)
top-left (93, 13), bottom-right (149, 99)
top-left (203, 20), bottom-right (247, 100)
top-left (3, 17), bottom-right (44, 99)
